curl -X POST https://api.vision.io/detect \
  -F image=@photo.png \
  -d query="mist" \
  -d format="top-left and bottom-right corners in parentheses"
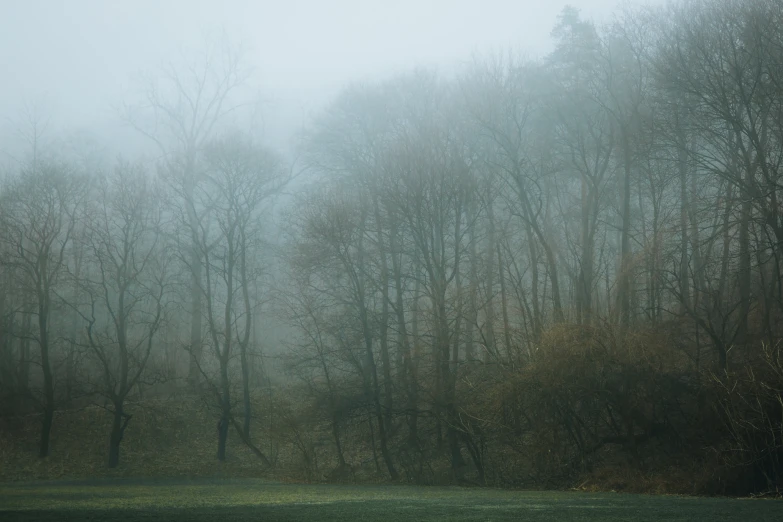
top-left (1, 0), bottom-right (642, 155)
top-left (2, 1), bottom-right (783, 518)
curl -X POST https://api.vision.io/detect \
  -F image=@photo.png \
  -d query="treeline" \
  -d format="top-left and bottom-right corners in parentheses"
top-left (0, 43), bottom-right (288, 469)
top-left (2, 0), bottom-right (783, 495)
top-left (282, 0), bottom-right (783, 493)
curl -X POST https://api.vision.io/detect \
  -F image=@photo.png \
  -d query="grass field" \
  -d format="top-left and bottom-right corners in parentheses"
top-left (0, 479), bottom-right (781, 521)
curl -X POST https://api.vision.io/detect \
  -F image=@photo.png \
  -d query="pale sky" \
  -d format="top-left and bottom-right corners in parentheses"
top-left (0, 0), bottom-right (663, 156)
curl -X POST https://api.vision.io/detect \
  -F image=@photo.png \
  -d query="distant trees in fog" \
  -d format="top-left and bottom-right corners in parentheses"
top-left (1, 0), bottom-right (782, 492)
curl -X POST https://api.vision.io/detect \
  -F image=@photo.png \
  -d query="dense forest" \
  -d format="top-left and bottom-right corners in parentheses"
top-left (1, 0), bottom-right (783, 496)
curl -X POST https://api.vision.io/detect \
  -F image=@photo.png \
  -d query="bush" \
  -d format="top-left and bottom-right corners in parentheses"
top-left (710, 342), bottom-right (783, 494)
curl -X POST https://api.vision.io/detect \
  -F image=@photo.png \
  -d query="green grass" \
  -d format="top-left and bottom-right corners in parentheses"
top-left (0, 479), bottom-right (781, 521)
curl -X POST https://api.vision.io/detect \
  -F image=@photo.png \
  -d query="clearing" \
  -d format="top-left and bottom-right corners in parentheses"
top-left (0, 479), bottom-right (780, 521)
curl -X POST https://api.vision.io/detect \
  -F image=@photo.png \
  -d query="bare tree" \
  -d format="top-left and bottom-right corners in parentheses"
top-left (291, 184), bottom-right (399, 479)
top-left (187, 132), bottom-right (283, 462)
top-left (124, 37), bottom-right (255, 389)
top-left (76, 162), bottom-right (170, 467)
top-left (0, 162), bottom-right (85, 457)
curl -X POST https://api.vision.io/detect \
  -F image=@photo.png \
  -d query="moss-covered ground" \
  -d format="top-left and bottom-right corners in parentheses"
top-left (1, 479), bottom-right (781, 521)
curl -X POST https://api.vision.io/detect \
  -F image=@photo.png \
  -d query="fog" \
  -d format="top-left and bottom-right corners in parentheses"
top-left (2, 0), bottom-right (783, 505)
top-left (2, 0), bottom-right (653, 154)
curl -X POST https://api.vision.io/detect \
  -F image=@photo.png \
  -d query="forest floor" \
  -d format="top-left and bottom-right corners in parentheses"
top-left (0, 479), bottom-right (781, 521)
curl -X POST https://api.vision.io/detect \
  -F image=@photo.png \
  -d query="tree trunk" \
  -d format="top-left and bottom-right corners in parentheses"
top-left (372, 199), bottom-right (394, 427)
top-left (188, 253), bottom-right (203, 390)
top-left (579, 175), bottom-right (595, 325)
top-left (716, 184), bottom-right (734, 309)
top-left (452, 204), bottom-right (463, 369)
top-left (239, 225), bottom-right (255, 441)
top-left (484, 189), bottom-right (497, 361)
top-left (65, 340), bottom-right (75, 405)
top-left (217, 356), bottom-right (231, 462)
top-left (367, 412), bottom-right (380, 473)
top-left (409, 272), bottom-right (422, 445)
top-left (518, 182), bottom-right (561, 324)
top-left (677, 112), bottom-right (691, 314)
top-left (187, 170), bottom-right (203, 391)
top-left (332, 413), bottom-right (346, 467)
top-left (525, 220), bottom-right (542, 339)
top-left (617, 129), bottom-right (633, 327)
top-left (390, 225), bottom-right (418, 445)
top-left (498, 241), bottom-right (513, 360)
top-left (465, 198), bottom-right (479, 361)
top-left (378, 268), bottom-right (393, 427)
top-left (366, 332), bottom-right (397, 479)
top-left (108, 401), bottom-right (130, 468)
top-left (19, 311), bottom-right (31, 394)
top-left (240, 343), bottom-right (251, 440)
top-left (38, 299), bottom-right (54, 458)
top-left (738, 190), bottom-right (752, 342)
top-left (356, 220), bottom-right (398, 480)
top-left (39, 402), bottom-right (54, 459)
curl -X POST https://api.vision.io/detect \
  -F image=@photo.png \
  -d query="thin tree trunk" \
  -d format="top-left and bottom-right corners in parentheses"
top-left (356, 220), bottom-right (398, 480)
top-left (497, 241), bottom-right (513, 359)
top-left (239, 229), bottom-right (254, 441)
top-left (484, 189), bottom-right (497, 361)
top-left (188, 247), bottom-right (203, 390)
top-left (466, 198), bottom-right (479, 361)
top-left (372, 200), bottom-right (394, 428)
top-left (525, 220), bottom-right (542, 339)
top-left (38, 292), bottom-right (54, 458)
top-left (717, 185), bottom-right (734, 307)
top-left (409, 269), bottom-right (421, 445)
top-left (367, 412), bottom-right (380, 473)
top-left (579, 175), bottom-right (595, 325)
top-left (518, 183), bottom-right (562, 323)
top-left (617, 129), bottom-right (633, 327)
top-left (187, 170), bottom-right (203, 391)
top-left (332, 413), bottom-right (346, 467)
top-left (452, 204), bottom-right (463, 369)
top-left (240, 342), bottom-right (252, 440)
top-left (19, 312), bottom-right (30, 394)
top-left (217, 359), bottom-right (231, 462)
top-left (437, 283), bottom-right (465, 479)
top-left (379, 272), bottom-right (393, 427)
top-left (677, 112), bottom-right (691, 315)
top-left (738, 191), bottom-right (752, 343)
top-left (390, 225), bottom-right (418, 445)
top-left (108, 401), bottom-right (131, 468)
